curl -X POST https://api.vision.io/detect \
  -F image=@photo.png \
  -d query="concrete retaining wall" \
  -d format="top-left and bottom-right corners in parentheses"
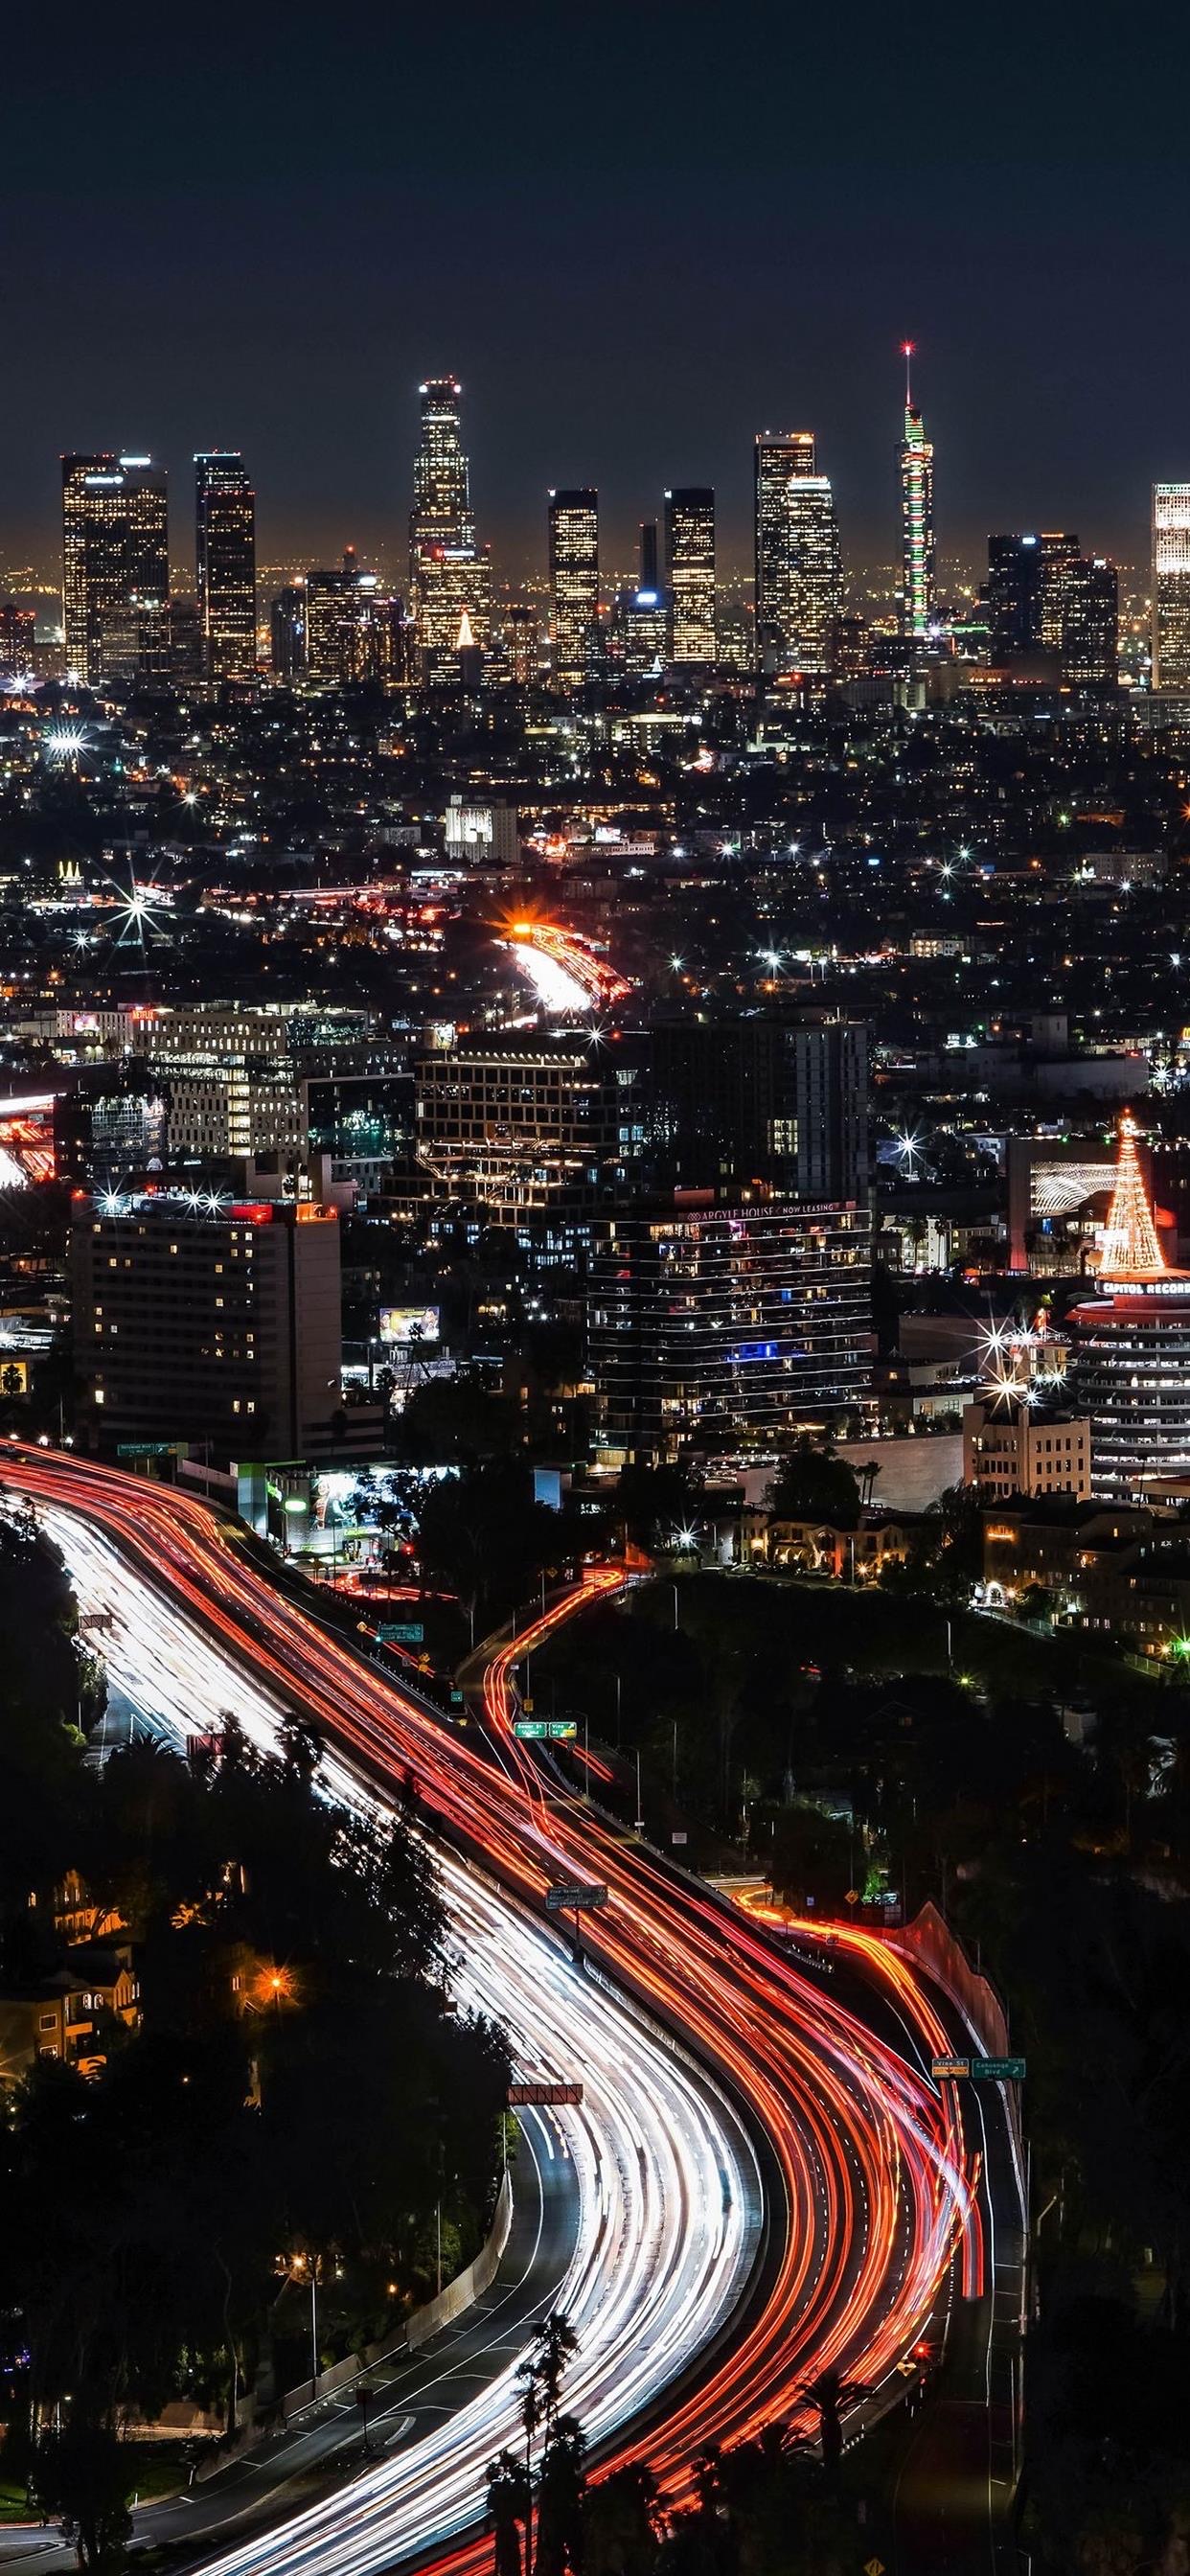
top-left (280, 2169), bottom-right (514, 2421)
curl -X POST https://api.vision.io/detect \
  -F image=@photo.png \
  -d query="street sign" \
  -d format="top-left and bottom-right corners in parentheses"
top-left (515, 1719), bottom-right (578, 1741)
top-left (378, 1622), bottom-right (423, 1644)
top-left (845, 1889), bottom-right (860, 1906)
top-left (672, 1830), bottom-right (688, 1846)
top-left (930, 2056), bottom-right (972, 2081)
top-left (865, 2558), bottom-right (886, 2576)
top-left (449, 1689), bottom-right (465, 1705)
top-left (971, 2056), bottom-right (1026, 2082)
top-left (546, 1883), bottom-right (608, 1913)
top-left (508, 2081), bottom-right (584, 2106)
top-left (520, 1697), bottom-right (535, 1714)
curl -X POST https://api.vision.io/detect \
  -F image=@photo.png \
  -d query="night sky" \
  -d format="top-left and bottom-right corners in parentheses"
top-left (2, 2), bottom-right (1187, 587)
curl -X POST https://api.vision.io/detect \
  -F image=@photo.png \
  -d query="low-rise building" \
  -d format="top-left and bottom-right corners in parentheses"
top-left (963, 1398), bottom-right (1091, 1502)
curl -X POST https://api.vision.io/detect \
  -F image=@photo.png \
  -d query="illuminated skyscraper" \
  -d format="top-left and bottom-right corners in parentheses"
top-left (195, 452), bottom-right (256, 678)
top-left (62, 453), bottom-right (168, 683)
top-left (548, 489), bottom-right (599, 686)
top-left (1062, 555), bottom-right (1118, 689)
top-left (754, 430), bottom-right (815, 670)
top-left (898, 343), bottom-right (934, 645)
top-left (664, 487), bottom-right (716, 664)
top-left (987, 531), bottom-right (1079, 661)
top-left (408, 379), bottom-right (490, 679)
top-left (1152, 484), bottom-right (1190, 690)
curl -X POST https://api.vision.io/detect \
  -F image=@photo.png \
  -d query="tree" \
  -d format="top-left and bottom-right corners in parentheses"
top-left (763, 1804), bottom-right (853, 1916)
top-left (615, 1462), bottom-right (701, 1552)
top-left (487, 2448), bottom-right (528, 2576)
top-left (34, 2421), bottom-right (133, 2573)
top-left (764, 1440), bottom-right (861, 1531)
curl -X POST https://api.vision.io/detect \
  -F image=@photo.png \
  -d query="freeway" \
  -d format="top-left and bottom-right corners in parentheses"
top-left (0, 1446), bottom-right (1003, 2574)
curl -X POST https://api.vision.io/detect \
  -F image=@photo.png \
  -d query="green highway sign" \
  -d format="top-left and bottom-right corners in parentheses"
top-left (378, 1622), bottom-right (423, 1644)
top-left (972, 2056), bottom-right (1026, 2082)
top-left (514, 1719), bottom-right (578, 1741)
top-left (546, 1883), bottom-right (608, 1913)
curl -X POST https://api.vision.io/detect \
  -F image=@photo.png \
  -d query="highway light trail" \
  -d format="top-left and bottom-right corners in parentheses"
top-left (2, 1448), bottom-right (984, 2576)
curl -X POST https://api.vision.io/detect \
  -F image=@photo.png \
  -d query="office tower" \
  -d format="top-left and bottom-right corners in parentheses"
top-left (638, 520), bottom-right (659, 594)
top-left (195, 452), bottom-right (256, 678)
top-left (643, 1018), bottom-right (869, 1201)
top-left (754, 430), bottom-right (814, 670)
top-left (408, 377), bottom-right (490, 679)
top-left (61, 454), bottom-right (168, 683)
top-left (548, 490), bottom-right (599, 686)
top-left (898, 344), bottom-right (934, 645)
top-left (986, 531), bottom-right (1079, 662)
top-left (1069, 1114), bottom-right (1190, 1499)
top-left (0, 603), bottom-right (36, 679)
top-left (1152, 484), bottom-right (1190, 689)
top-left (503, 602), bottom-right (538, 686)
top-left (270, 584), bottom-right (307, 678)
top-left (70, 1193), bottom-right (343, 1460)
top-left (588, 1194), bottom-right (872, 1460)
top-left (414, 1033), bottom-right (623, 1229)
top-left (621, 522), bottom-right (668, 675)
top-left (1062, 555), bottom-right (1118, 689)
top-left (665, 488), bottom-right (716, 664)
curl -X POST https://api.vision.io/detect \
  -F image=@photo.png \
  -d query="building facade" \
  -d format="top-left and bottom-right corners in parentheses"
top-left (408, 378), bottom-right (490, 679)
top-left (195, 452), bottom-right (256, 678)
top-left (898, 351), bottom-right (934, 646)
top-left (589, 1192), bottom-right (872, 1459)
top-left (1152, 483), bottom-right (1190, 691)
top-left (71, 1192), bottom-right (343, 1459)
top-left (963, 1398), bottom-right (1091, 1502)
top-left (548, 490), bottom-right (599, 686)
top-left (754, 431), bottom-right (840, 673)
top-left (62, 453), bottom-right (169, 683)
top-left (413, 1035), bottom-right (624, 1227)
top-left (642, 1017), bottom-right (869, 1202)
top-left (664, 487), bottom-right (716, 664)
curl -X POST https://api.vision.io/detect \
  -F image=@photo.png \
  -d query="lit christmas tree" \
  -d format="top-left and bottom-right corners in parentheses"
top-left (1098, 1111), bottom-right (1167, 1280)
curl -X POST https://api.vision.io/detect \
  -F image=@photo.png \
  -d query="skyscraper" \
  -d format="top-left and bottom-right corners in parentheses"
top-left (62, 454), bottom-right (168, 683)
top-left (548, 490), bottom-right (599, 687)
top-left (777, 481), bottom-right (843, 677)
top-left (1062, 555), bottom-right (1118, 690)
top-left (1152, 484), bottom-right (1190, 690)
top-left (665, 487), bottom-right (716, 664)
top-left (408, 379), bottom-right (490, 679)
top-left (986, 531), bottom-right (1079, 662)
top-left (898, 343), bottom-right (934, 646)
top-left (754, 431), bottom-right (815, 671)
top-left (195, 452), bottom-right (256, 678)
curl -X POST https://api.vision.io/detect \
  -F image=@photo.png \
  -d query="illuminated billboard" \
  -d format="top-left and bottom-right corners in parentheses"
top-left (379, 1305), bottom-right (441, 1346)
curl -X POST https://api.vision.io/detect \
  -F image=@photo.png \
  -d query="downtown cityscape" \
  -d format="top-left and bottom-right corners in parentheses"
top-left (4, 11), bottom-right (1190, 2576)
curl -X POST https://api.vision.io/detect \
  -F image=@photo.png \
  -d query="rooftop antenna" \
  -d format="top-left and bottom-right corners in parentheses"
top-left (902, 339), bottom-right (915, 411)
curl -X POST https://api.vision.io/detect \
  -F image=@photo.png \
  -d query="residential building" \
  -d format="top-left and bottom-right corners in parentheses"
top-left (963, 1398), bottom-right (1091, 1501)
top-left (642, 1017), bottom-right (869, 1200)
top-left (413, 1033), bottom-right (625, 1227)
top-left (588, 1191), bottom-right (872, 1459)
top-left (70, 1190), bottom-right (344, 1460)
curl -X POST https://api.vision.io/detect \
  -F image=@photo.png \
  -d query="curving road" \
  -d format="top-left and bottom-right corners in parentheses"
top-left (1, 1446), bottom-right (996, 2575)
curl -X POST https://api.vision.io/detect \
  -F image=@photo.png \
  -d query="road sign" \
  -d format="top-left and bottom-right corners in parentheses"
top-left (514, 1719), bottom-right (578, 1741)
top-left (672, 1829), bottom-right (688, 1846)
top-left (845, 1889), bottom-right (860, 1906)
top-left (971, 2055), bottom-right (1026, 2082)
top-left (865, 2558), bottom-right (886, 2575)
top-left (546, 1883), bottom-right (608, 1913)
top-left (508, 2081), bottom-right (584, 2106)
top-left (378, 1622), bottom-right (423, 1644)
top-left (521, 1696), bottom-right (534, 1714)
top-left (449, 1689), bottom-right (465, 1705)
top-left (930, 2056), bottom-right (972, 2081)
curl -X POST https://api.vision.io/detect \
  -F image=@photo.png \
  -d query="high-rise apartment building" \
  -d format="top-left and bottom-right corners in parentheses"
top-left (408, 378), bottom-right (490, 680)
top-left (1152, 484), bottom-right (1190, 690)
top-left (589, 1193), bottom-right (872, 1460)
top-left (413, 1033), bottom-right (625, 1229)
top-left (61, 454), bottom-right (168, 683)
top-left (753, 433), bottom-right (840, 673)
top-left (548, 490), bottom-right (599, 686)
top-left (664, 488), bottom-right (716, 664)
top-left (898, 346), bottom-right (934, 646)
top-left (195, 452), bottom-right (256, 678)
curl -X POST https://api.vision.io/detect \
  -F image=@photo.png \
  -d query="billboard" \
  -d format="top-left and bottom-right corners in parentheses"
top-left (378, 1305), bottom-right (440, 1346)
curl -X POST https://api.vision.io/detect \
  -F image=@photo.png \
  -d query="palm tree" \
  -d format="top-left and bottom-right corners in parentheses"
top-left (487, 2449), bottom-right (528, 2576)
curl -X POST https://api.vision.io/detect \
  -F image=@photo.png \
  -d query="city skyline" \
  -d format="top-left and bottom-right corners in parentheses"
top-left (3, 6), bottom-right (1190, 584)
